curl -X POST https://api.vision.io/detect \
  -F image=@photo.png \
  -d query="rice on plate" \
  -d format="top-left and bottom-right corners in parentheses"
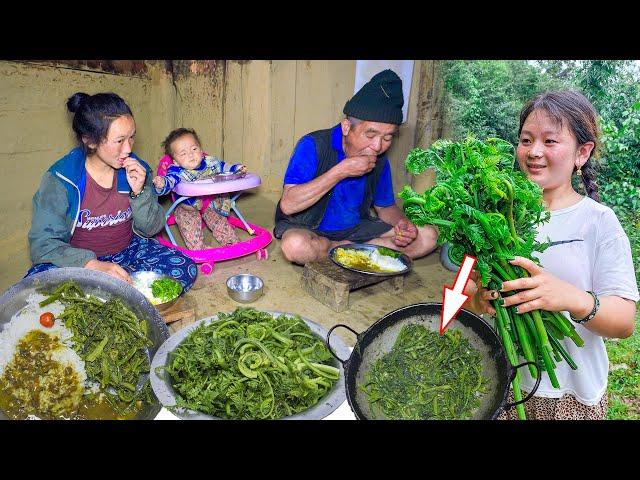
top-left (0, 271), bottom-right (165, 421)
top-left (369, 249), bottom-right (406, 272)
top-left (0, 293), bottom-right (83, 377)
top-left (334, 247), bottom-right (407, 273)
top-left (0, 293), bottom-right (95, 419)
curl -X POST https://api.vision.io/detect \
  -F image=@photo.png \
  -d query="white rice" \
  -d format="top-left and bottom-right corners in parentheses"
top-left (370, 250), bottom-right (406, 272)
top-left (0, 292), bottom-right (87, 387)
top-left (132, 277), bottom-right (161, 305)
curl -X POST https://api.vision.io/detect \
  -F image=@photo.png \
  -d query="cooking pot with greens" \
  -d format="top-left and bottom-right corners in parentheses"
top-left (326, 303), bottom-right (540, 420)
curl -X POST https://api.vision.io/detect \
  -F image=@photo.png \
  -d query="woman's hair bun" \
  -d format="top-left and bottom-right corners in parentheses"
top-left (66, 92), bottom-right (90, 113)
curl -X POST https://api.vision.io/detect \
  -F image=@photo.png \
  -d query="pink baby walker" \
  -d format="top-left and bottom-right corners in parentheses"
top-left (155, 155), bottom-right (272, 275)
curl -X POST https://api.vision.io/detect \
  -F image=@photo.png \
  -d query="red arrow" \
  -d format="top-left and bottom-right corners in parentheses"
top-left (440, 254), bottom-right (477, 334)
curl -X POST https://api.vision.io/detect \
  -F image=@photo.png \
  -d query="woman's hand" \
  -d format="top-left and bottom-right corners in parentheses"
top-left (463, 271), bottom-right (498, 316)
top-left (85, 259), bottom-right (132, 284)
top-left (122, 157), bottom-right (147, 195)
top-left (500, 256), bottom-right (593, 317)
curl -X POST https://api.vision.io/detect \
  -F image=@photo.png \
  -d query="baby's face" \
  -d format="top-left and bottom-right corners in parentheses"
top-left (171, 134), bottom-right (203, 170)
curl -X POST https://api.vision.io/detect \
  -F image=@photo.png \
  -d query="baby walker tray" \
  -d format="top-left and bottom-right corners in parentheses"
top-left (156, 172), bottom-right (271, 275)
top-left (196, 171), bottom-right (246, 183)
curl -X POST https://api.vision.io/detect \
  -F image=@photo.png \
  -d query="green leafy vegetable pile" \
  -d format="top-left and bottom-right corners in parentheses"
top-left (39, 281), bottom-right (155, 416)
top-left (400, 137), bottom-right (584, 419)
top-left (151, 278), bottom-right (182, 303)
top-left (164, 307), bottom-right (340, 419)
top-left (360, 324), bottom-right (489, 419)
top-left (377, 246), bottom-right (402, 259)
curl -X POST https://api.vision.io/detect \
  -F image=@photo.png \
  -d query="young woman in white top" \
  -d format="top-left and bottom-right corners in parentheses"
top-left (469, 90), bottom-right (638, 419)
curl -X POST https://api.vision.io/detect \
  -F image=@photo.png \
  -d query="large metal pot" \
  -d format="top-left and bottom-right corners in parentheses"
top-left (0, 267), bottom-right (170, 420)
top-left (325, 303), bottom-right (540, 420)
top-left (150, 310), bottom-right (350, 420)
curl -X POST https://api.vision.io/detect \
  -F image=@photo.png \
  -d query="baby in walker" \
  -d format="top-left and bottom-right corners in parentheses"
top-left (153, 128), bottom-right (246, 249)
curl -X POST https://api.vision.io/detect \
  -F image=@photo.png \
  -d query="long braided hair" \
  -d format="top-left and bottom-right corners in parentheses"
top-left (519, 90), bottom-right (601, 202)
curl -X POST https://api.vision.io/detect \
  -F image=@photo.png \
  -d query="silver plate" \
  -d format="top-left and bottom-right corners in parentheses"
top-left (329, 243), bottom-right (412, 277)
top-left (0, 268), bottom-right (169, 420)
top-left (150, 310), bottom-right (349, 420)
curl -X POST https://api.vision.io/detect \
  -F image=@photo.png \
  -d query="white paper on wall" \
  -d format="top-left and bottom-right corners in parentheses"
top-left (354, 60), bottom-right (415, 124)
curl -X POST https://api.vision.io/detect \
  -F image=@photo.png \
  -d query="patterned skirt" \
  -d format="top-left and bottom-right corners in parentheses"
top-left (499, 390), bottom-right (608, 420)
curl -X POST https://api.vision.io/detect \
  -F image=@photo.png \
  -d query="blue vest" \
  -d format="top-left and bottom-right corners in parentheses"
top-left (274, 128), bottom-right (386, 236)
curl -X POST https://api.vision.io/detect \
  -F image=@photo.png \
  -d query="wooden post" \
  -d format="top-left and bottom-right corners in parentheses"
top-left (412, 60), bottom-right (447, 194)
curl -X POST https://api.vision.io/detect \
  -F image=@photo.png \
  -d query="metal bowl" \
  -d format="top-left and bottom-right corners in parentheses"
top-left (0, 267), bottom-right (169, 420)
top-left (130, 270), bottom-right (183, 312)
top-left (226, 274), bottom-right (263, 303)
top-left (440, 242), bottom-right (460, 272)
top-left (150, 310), bottom-right (349, 420)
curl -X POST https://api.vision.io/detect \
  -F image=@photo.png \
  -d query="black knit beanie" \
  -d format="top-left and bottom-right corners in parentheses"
top-left (343, 69), bottom-right (404, 125)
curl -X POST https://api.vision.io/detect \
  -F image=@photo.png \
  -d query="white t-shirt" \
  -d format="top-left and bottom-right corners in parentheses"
top-left (518, 196), bottom-right (639, 405)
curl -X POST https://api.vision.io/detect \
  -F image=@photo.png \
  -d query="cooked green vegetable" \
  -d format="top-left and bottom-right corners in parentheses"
top-left (377, 246), bottom-right (402, 259)
top-left (151, 278), bottom-right (182, 303)
top-left (38, 281), bottom-right (155, 416)
top-left (400, 137), bottom-right (584, 419)
top-left (0, 330), bottom-right (84, 419)
top-left (164, 307), bottom-right (339, 419)
top-left (360, 323), bottom-right (489, 419)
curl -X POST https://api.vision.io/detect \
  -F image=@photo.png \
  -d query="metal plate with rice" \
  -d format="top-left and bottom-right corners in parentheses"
top-left (0, 268), bottom-right (170, 420)
top-left (329, 243), bottom-right (412, 277)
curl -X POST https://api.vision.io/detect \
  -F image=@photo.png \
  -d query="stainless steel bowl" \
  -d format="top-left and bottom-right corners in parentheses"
top-left (150, 310), bottom-right (349, 420)
top-left (130, 270), bottom-right (183, 312)
top-left (226, 274), bottom-right (263, 303)
top-left (0, 267), bottom-right (169, 420)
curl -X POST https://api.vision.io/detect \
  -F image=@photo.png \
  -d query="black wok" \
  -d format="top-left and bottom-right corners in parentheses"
top-left (325, 302), bottom-right (540, 420)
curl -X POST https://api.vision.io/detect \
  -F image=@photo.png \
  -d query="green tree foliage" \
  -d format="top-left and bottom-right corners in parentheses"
top-left (600, 98), bottom-right (640, 280)
top-left (442, 61), bottom-right (564, 144)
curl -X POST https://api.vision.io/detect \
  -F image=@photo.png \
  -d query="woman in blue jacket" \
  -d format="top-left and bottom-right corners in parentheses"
top-left (26, 92), bottom-right (197, 291)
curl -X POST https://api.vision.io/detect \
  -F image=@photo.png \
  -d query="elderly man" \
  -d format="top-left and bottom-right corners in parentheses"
top-left (274, 69), bottom-right (438, 264)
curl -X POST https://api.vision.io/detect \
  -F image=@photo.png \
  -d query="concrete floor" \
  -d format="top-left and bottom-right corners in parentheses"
top-left (172, 192), bottom-right (457, 347)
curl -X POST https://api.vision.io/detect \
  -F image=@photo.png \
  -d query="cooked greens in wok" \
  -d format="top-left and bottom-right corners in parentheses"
top-left (359, 323), bottom-right (489, 419)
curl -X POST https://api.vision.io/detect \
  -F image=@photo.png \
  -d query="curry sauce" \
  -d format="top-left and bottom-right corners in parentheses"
top-left (0, 330), bottom-right (83, 419)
